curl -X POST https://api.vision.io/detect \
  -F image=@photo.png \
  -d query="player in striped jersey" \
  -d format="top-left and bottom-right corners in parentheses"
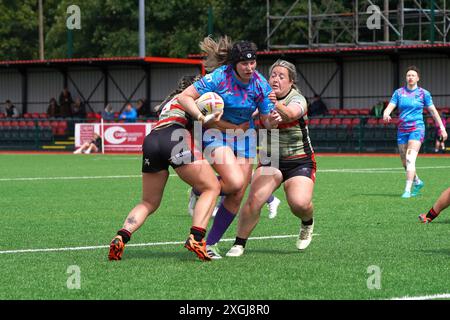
top-left (226, 59), bottom-right (317, 257)
top-left (108, 75), bottom-right (222, 262)
top-left (383, 66), bottom-right (447, 198)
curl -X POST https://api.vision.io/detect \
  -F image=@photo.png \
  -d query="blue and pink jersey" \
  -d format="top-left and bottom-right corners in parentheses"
top-left (193, 65), bottom-right (274, 128)
top-left (389, 86), bottom-right (433, 131)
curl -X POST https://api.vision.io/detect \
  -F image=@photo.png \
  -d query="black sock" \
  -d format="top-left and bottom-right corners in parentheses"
top-left (117, 228), bottom-right (131, 243)
top-left (302, 218), bottom-right (314, 226)
top-left (233, 237), bottom-right (247, 248)
top-left (191, 226), bottom-right (206, 242)
top-left (426, 207), bottom-right (439, 220)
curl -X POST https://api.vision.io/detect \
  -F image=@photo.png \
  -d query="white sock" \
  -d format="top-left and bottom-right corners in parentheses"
top-left (405, 180), bottom-right (413, 192)
top-left (413, 175), bottom-right (421, 184)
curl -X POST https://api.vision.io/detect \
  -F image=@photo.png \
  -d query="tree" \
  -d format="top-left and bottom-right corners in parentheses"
top-left (0, 0), bottom-right (39, 60)
top-left (5, 0), bottom-right (441, 60)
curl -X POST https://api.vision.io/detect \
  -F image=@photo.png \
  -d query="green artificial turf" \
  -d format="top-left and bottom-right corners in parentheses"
top-left (0, 154), bottom-right (449, 300)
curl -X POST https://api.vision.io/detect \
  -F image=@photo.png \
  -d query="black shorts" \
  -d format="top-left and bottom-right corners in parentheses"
top-left (141, 125), bottom-right (201, 173)
top-left (259, 155), bottom-right (316, 183)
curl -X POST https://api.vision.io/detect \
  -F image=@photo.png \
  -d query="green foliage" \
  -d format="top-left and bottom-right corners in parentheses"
top-left (1, 1), bottom-right (447, 60)
top-left (0, 0), bottom-right (39, 60)
top-left (146, 0), bottom-right (209, 57)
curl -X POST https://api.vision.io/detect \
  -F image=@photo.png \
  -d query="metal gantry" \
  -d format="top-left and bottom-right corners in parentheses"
top-left (266, 0), bottom-right (450, 50)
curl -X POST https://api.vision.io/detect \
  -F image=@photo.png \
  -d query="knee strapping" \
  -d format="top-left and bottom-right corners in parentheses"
top-left (406, 149), bottom-right (418, 171)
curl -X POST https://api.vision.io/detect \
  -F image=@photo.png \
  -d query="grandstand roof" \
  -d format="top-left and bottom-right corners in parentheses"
top-left (0, 56), bottom-right (204, 70)
top-left (188, 43), bottom-right (450, 59)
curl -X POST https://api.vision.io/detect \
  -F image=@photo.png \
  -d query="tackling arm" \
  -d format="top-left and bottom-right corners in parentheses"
top-left (178, 86), bottom-right (222, 124)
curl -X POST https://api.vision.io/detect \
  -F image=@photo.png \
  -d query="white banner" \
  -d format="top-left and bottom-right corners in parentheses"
top-left (74, 122), bottom-right (156, 152)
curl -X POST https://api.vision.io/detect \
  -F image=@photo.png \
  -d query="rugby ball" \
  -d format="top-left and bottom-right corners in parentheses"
top-left (196, 92), bottom-right (224, 115)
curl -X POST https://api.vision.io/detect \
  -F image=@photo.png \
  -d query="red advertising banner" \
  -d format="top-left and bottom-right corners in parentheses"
top-left (75, 122), bottom-right (156, 153)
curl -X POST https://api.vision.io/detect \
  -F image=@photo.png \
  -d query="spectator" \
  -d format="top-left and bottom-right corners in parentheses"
top-left (136, 98), bottom-right (150, 118)
top-left (101, 104), bottom-right (115, 121)
top-left (71, 97), bottom-right (86, 119)
top-left (73, 132), bottom-right (102, 154)
top-left (119, 103), bottom-right (137, 122)
top-left (308, 94), bottom-right (328, 117)
top-left (370, 101), bottom-right (387, 118)
top-left (434, 113), bottom-right (447, 153)
top-left (47, 98), bottom-right (60, 118)
top-left (4, 100), bottom-right (20, 118)
top-left (58, 87), bottom-right (73, 118)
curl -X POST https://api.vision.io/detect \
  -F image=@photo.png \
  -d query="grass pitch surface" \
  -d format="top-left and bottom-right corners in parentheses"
top-left (0, 153), bottom-right (449, 300)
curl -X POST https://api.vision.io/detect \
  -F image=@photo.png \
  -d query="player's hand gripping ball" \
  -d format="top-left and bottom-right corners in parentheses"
top-left (196, 92), bottom-right (224, 116)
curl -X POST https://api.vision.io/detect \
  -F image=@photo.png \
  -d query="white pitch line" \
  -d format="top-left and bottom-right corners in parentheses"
top-left (93, 157), bottom-right (139, 161)
top-left (0, 175), bottom-right (142, 182)
top-left (391, 293), bottom-right (450, 300)
top-left (320, 165), bottom-right (450, 173)
top-left (1, 166), bottom-right (449, 182)
top-left (0, 234), bottom-right (319, 255)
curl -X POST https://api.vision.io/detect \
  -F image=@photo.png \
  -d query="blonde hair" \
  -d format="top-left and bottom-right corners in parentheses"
top-left (199, 35), bottom-right (233, 72)
top-left (269, 59), bottom-right (300, 92)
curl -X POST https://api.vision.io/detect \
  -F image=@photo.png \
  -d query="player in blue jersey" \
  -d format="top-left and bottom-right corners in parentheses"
top-left (178, 36), bottom-right (279, 259)
top-left (383, 66), bottom-right (447, 198)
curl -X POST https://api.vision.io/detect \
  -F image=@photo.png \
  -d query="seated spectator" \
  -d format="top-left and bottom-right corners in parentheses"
top-left (435, 113), bottom-right (447, 154)
top-left (370, 101), bottom-right (387, 118)
top-left (119, 103), bottom-right (137, 122)
top-left (4, 100), bottom-right (20, 118)
top-left (136, 98), bottom-right (150, 118)
top-left (73, 132), bottom-right (102, 154)
top-left (101, 104), bottom-right (115, 121)
top-left (59, 87), bottom-right (73, 118)
top-left (71, 97), bottom-right (87, 119)
top-left (47, 98), bottom-right (60, 118)
top-left (308, 94), bottom-right (328, 117)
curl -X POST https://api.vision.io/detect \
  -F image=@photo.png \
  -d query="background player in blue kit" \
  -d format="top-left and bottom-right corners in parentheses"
top-left (178, 36), bottom-right (278, 259)
top-left (383, 66), bottom-right (447, 198)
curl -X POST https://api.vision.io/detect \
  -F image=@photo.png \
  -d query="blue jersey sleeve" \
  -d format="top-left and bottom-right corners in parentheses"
top-left (424, 90), bottom-right (433, 107)
top-left (389, 89), bottom-right (399, 106)
top-left (193, 69), bottom-right (222, 96)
